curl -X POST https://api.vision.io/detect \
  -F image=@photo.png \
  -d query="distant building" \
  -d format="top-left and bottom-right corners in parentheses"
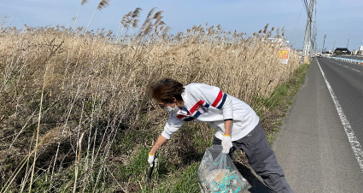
top-left (267, 38), bottom-right (290, 47)
top-left (352, 50), bottom-right (358, 55)
top-left (333, 48), bottom-right (351, 55)
top-left (359, 46), bottom-right (363, 55)
top-left (322, 50), bottom-right (333, 57)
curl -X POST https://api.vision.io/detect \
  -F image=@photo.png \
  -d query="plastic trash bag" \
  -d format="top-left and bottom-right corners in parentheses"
top-left (198, 145), bottom-right (251, 193)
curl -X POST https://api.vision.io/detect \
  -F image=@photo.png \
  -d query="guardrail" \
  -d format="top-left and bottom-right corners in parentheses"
top-left (326, 56), bottom-right (363, 65)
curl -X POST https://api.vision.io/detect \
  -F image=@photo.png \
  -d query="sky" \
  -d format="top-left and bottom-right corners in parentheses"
top-left (1, 0), bottom-right (362, 51)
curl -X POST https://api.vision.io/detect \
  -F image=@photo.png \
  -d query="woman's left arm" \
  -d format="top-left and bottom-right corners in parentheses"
top-left (224, 119), bottom-right (232, 135)
top-left (191, 84), bottom-right (234, 153)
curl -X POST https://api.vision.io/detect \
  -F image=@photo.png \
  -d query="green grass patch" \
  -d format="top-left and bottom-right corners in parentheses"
top-left (256, 63), bottom-right (310, 140)
top-left (117, 147), bottom-right (150, 182)
top-left (156, 162), bottom-right (200, 193)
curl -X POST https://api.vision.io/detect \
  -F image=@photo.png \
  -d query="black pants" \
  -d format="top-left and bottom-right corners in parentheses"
top-left (213, 122), bottom-right (293, 193)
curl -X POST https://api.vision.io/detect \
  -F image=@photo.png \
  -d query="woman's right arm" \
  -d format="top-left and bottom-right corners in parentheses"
top-left (149, 115), bottom-right (184, 155)
top-left (149, 135), bottom-right (168, 155)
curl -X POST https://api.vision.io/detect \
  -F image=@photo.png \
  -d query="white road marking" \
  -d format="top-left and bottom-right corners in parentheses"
top-left (333, 61), bottom-right (360, 72)
top-left (352, 69), bottom-right (360, 73)
top-left (317, 59), bottom-right (363, 175)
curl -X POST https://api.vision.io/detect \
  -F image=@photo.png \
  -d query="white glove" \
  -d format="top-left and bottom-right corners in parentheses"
top-left (222, 135), bottom-right (233, 154)
top-left (148, 153), bottom-right (158, 167)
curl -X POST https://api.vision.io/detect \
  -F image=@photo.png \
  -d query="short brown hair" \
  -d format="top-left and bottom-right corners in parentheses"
top-left (148, 78), bottom-right (184, 103)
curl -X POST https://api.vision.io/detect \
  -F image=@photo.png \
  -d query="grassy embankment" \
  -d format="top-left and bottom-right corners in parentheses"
top-left (0, 7), bottom-right (308, 193)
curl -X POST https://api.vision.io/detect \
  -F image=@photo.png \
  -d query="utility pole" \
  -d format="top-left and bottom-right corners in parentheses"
top-left (309, 20), bottom-right (317, 56)
top-left (302, 0), bottom-right (315, 63)
top-left (312, 7), bottom-right (318, 55)
top-left (347, 39), bottom-right (349, 49)
top-left (332, 41), bottom-right (336, 54)
top-left (312, 19), bottom-right (317, 55)
top-left (322, 34), bottom-right (326, 53)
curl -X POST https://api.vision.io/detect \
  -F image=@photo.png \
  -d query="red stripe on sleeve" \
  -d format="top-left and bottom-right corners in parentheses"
top-left (211, 90), bottom-right (223, 107)
top-left (190, 100), bottom-right (204, 114)
top-left (176, 115), bottom-right (187, 119)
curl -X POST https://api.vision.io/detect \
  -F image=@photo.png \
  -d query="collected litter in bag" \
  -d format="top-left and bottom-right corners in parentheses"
top-left (198, 145), bottom-right (251, 193)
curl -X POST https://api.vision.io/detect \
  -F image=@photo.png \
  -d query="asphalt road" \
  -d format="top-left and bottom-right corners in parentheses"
top-left (243, 57), bottom-right (363, 193)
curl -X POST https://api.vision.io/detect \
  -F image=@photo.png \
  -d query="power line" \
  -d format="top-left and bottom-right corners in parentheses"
top-left (291, 6), bottom-right (304, 39)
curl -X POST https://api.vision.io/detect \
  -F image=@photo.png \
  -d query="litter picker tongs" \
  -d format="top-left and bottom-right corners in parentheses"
top-left (147, 153), bottom-right (158, 184)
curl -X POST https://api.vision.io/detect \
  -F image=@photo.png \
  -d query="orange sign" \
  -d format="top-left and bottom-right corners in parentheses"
top-left (278, 48), bottom-right (290, 64)
top-left (278, 49), bottom-right (289, 59)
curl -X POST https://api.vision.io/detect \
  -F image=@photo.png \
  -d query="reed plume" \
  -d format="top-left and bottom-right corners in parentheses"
top-left (147, 7), bottom-right (157, 20)
top-left (122, 11), bottom-right (133, 28)
top-left (81, 0), bottom-right (89, 5)
top-left (263, 23), bottom-right (269, 34)
top-left (132, 7), bottom-right (142, 18)
top-left (138, 7), bottom-right (157, 36)
top-left (73, 0), bottom-right (90, 30)
top-left (85, 0), bottom-right (112, 32)
top-left (153, 11), bottom-right (163, 20)
top-left (132, 19), bottom-right (139, 28)
top-left (97, 0), bottom-right (111, 10)
top-left (116, 11), bottom-right (132, 42)
top-left (127, 7), bottom-right (142, 45)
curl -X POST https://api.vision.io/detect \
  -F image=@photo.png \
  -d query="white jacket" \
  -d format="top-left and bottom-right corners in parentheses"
top-left (161, 83), bottom-right (260, 141)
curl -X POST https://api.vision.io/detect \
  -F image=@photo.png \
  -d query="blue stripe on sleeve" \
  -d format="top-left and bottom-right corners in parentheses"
top-left (183, 117), bottom-right (194, 122)
top-left (182, 106), bottom-right (189, 112)
top-left (194, 111), bottom-right (201, 118)
top-left (217, 94), bottom-right (227, 109)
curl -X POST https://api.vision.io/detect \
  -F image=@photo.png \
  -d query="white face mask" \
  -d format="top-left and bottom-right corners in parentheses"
top-left (164, 104), bottom-right (180, 113)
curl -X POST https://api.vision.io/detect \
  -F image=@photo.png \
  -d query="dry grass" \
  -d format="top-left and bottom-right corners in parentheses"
top-left (0, 8), bottom-right (300, 192)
